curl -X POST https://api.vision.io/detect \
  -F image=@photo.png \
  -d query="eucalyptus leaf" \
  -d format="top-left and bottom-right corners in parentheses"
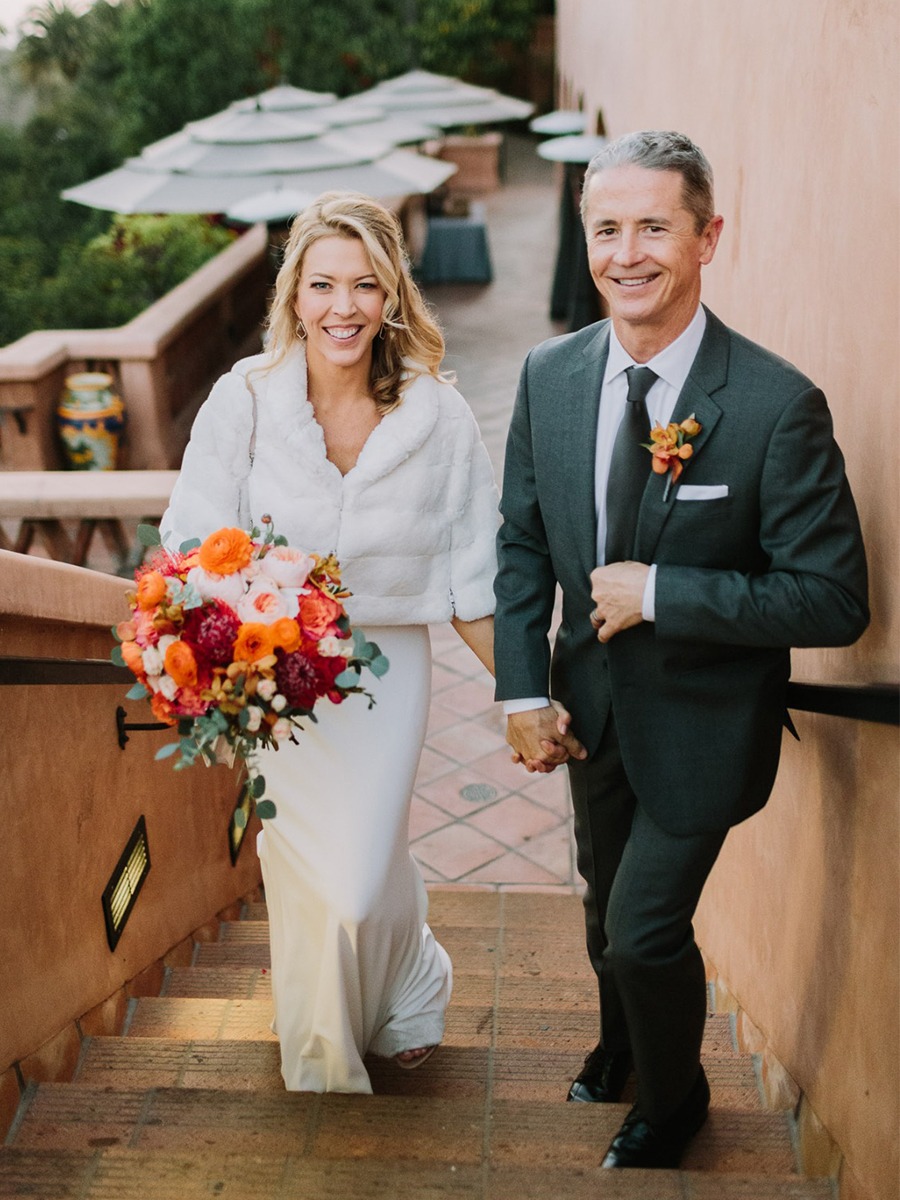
top-left (255, 800), bottom-right (277, 820)
top-left (137, 523), bottom-right (162, 547)
top-left (179, 537), bottom-right (201, 553)
top-left (110, 644), bottom-right (125, 667)
top-left (368, 654), bottom-right (390, 678)
top-left (233, 807), bottom-right (247, 829)
top-left (334, 668), bottom-right (359, 689)
top-left (126, 681), bottom-right (149, 700)
top-left (251, 774), bottom-right (266, 798)
top-left (154, 742), bottom-right (180, 760)
top-left (273, 535), bottom-right (288, 546)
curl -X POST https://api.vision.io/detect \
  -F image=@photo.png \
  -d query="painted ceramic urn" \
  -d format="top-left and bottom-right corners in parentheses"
top-left (57, 372), bottom-right (125, 470)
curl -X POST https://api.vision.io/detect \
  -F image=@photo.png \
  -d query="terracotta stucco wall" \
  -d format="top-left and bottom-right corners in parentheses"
top-left (0, 553), bottom-right (262, 1072)
top-left (555, 4), bottom-right (898, 1199)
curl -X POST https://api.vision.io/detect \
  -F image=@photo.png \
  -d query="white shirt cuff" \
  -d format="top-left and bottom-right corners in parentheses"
top-left (641, 563), bottom-right (657, 622)
top-left (503, 697), bottom-right (550, 715)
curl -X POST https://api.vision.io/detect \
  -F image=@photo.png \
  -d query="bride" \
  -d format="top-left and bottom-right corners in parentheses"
top-left (161, 191), bottom-right (498, 1092)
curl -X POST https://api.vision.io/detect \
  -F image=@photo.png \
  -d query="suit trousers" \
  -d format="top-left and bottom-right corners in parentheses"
top-left (567, 713), bottom-right (727, 1123)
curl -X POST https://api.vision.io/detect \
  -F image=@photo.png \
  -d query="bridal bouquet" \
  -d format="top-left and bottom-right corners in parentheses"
top-left (112, 516), bottom-right (387, 820)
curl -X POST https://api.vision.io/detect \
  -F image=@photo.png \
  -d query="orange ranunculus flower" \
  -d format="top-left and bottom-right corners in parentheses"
top-left (679, 416), bottom-right (701, 438)
top-left (270, 617), bottom-right (301, 654)
top-left (198, 528), bottom-right (253, 576)
top-left (149, 691), bottom-right (178, 726)
top-left (233, 622), bottom-right (276, 663)
top-left (298, 589), bottom-right (343, 639)
top-left (136, 570), bottom-right (167, 610)
top-left (121, 640), bottom-right (145, 676)
top-left (164, 640), bottom-right (199, 688)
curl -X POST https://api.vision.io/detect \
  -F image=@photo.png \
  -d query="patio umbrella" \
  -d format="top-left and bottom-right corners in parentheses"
top-left (61, 83), bottom-right (453, 216)
top-left (529, 110), bottom-right (586, 137)
top-left (536, 134), bottom-right (608, 164)
top-left (354, 69), bottom-right (534, 128)
top-left (62, 148), bottom-right (456, 216)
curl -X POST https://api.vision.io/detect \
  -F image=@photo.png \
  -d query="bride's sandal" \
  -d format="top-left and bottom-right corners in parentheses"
top-left (395, 1045), bottom-right (438, 1070)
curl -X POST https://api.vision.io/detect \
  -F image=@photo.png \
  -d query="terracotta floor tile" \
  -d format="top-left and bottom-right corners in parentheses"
top-left (408, 795), bottom-right (454, 841)
top-left (520, 770), bottom-right (573, 817)
top-left (427, 721), bottom-right (507, 765)
top-left (430, 661), bottom-right (467, 694)
top-left (411, 823), bottom-right (506, 880)
top-left (418, 764), bottom-right (508, 817)
top-left (463, 852), bottom-right (562, 886)
top-left (425, 699), bottom-right (461, 735)
top-left (515, 824), bottom-right (576, 881)
top-left (413, 745), bottom-right (458, 786)
top-left (438, 677), bottom-right (497, 718)
top-left (470, 746), bottom-right (539, 793)
top-left (467, 794), bottom-right (561, 847)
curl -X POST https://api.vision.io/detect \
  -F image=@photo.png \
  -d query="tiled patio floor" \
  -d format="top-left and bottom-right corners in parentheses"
top-left (414, 136), bottom-right (579, 891)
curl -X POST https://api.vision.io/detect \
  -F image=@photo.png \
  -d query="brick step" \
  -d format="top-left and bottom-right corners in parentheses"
top-left (204, 921), bottom-right (590, 982)
top-left (124, 995), bottom-right (739, 1059)
top-left (74, 1036), bottom-right (760, 1108)
top-left (9, 1087), bottom-right (799, 1177)
top-left (0, 1147), bottom-right (834, 1200)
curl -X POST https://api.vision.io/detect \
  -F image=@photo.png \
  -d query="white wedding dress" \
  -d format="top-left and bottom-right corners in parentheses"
top-left (257, 623), bottom-right (452, 1093)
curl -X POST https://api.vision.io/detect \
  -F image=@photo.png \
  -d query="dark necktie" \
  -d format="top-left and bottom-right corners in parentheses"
top-left (604, 366), bottom-right (657, 563)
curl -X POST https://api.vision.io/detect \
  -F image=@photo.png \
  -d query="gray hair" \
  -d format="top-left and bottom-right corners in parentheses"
top-left (581, 131), bottom-right (715, 233)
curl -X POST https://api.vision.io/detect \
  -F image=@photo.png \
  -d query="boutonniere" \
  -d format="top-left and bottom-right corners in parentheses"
top-left (642, 415), bottom-right (702, 501)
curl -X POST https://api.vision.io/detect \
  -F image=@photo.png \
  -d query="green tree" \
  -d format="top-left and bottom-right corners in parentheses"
top-left (115, 0), bottom-right (264, 146)
top-left (16, 1), bottom-right (85, 87)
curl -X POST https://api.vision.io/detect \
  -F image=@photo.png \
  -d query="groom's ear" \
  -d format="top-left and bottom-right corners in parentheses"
top-left (700, 215), bottom-right (724, 266)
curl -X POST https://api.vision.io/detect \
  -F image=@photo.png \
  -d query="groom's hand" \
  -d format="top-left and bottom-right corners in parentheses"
top-left (590, 561), bottom-right (649, 642)
top-left (506, 704), bottom-right (587, 773)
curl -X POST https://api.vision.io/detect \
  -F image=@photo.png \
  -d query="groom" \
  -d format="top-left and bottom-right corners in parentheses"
top-left (493, 131), bottom-right (868, 1169)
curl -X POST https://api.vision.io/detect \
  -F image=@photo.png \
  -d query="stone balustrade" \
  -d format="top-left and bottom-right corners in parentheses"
top-left (0, 222), bottom-right (270, 472)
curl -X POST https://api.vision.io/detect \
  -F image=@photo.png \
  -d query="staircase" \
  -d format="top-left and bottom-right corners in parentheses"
top-left (1, 888), bottom-right (835, 1199)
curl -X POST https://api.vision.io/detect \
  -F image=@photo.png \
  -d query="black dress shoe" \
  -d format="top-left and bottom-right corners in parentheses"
top-left (566, 1043), bottom-right (633, 1103)
top-left (601, 1066), bottom-right (710, 1168)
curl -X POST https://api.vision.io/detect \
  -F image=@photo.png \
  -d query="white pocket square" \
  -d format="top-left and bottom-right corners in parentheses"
top-left (675, 484), bottom-right (730, 501)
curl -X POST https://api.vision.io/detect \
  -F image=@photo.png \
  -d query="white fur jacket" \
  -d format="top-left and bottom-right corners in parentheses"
top-left (161, 346), bottom-right (500, 626)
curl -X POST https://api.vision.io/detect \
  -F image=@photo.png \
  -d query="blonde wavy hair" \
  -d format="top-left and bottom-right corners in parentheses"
top-left (264, 191), bottom-right (448, 412)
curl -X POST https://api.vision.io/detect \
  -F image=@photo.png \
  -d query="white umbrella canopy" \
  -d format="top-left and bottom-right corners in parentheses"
top-left (537, 134), bottom-right (609, 164)
top-left (63, 148), bottom-right (457, 216)
top-left (61, 81), bottom-right (449, 216)
top-left (354, 69), bottom-right (534, 128)
top-left (529, 110), bottom-right (587, 136)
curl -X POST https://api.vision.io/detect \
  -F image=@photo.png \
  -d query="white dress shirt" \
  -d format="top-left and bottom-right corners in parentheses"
top-left (504, 307), bottom-right (707, 716)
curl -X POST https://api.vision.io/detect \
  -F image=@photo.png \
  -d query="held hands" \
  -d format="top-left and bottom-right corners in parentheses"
top-left (589, 561), bottom-right (649, 643)
top-left (507, 701), bottom-right (587, 774)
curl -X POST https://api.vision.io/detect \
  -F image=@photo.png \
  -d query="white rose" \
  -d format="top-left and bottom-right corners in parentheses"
top-left (157, 634), bottom-right (177, 655)
top-left (244, 705), bottom-right (263, 732)
top-left (256, 678), bottom-right (277, 702)
top-left (142, 645), bottom-right (164, 675)
top-left (187, 565), bottom-right (245, 607)
top-left (236, 580), bottom-right (296, 625)
top-left (271, 717), bottom-right (292, 740)
top-left (318, 635), bottom-right (350, 658)
top-left (158, 674), bottom-right (178, 700)
top-left (259, 545), bottom-right (316, 588)
top-left (271, 694), bottom-right (287, 712)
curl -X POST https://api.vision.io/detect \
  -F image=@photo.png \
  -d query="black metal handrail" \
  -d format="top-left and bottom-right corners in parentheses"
top-left (0, 656), bottom-right (130, 685)
top-left (1, 656), bottom-right (896, 725)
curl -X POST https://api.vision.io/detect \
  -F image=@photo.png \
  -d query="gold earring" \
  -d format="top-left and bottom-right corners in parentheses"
top-left (296, 319), bottom-right (307, 340)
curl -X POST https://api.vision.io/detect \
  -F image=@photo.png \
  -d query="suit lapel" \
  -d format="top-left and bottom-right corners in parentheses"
top-left (561, 324), bottom-right (609, 577)
top-left (635, 308), bottom-right (729, 562)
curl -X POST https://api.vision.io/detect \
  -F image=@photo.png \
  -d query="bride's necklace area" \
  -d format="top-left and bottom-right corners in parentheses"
top-left (308, 389), bottom-right (382, 477)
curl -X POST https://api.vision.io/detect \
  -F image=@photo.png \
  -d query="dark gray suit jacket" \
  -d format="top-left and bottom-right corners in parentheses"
top-left (494, 308), bottom-right (869, 835)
